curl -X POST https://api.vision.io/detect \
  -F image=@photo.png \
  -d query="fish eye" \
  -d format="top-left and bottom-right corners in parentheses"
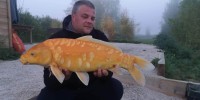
top-left (30, 52), bottom-right (35, 56)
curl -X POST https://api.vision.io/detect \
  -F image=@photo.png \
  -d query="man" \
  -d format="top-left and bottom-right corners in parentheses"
top-left (37, 1), bottom-right (123, 100)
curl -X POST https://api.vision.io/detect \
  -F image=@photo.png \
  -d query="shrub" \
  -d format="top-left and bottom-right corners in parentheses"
top-left (0, 47), bottom-right (20, 60)
top-left (151, 58), bottom-right (160, 68)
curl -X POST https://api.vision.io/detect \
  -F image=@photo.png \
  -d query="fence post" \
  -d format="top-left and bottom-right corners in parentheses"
top-left (157, 53), bottom-right (165, 76)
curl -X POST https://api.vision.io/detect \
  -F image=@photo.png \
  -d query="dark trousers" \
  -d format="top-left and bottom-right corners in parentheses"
top-left (37, 78), bottom-right (123, 100)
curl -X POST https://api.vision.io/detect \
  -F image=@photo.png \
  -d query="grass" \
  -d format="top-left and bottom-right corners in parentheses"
top-left (134, 35), bottom-right (156, 44)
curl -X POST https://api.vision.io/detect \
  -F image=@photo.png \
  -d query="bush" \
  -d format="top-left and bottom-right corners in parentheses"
top-left (151, 58), bottom-right (160, 68)
top-left (154, 33), bottom-right (200, 82)
top-left (154, 33), bottom-right (178, 52)
top-left (0, 48), bottom-right (21, 60)
top-left (154, 33), bottom-right (191, 59)
top-left (165, 51), bottom-right (200, 82)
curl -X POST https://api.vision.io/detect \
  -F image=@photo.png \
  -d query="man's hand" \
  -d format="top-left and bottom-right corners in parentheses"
top-left (61, 69), bottom-right (72, 80)
top-left (93, 69), bottom-right (109, 77)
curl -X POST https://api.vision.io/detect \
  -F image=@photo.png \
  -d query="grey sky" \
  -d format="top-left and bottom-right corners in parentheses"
top-left (120, 0), bottom-right (170, 35)
top-left (17, 0), bottom-right (170, 35)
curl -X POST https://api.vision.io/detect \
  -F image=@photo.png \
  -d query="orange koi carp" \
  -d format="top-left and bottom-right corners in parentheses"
top-left (20, 36), bottom-right (154, 86)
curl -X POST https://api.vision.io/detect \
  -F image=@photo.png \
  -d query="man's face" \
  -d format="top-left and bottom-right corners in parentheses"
top-left (72, 5), bottom-right (95, 34)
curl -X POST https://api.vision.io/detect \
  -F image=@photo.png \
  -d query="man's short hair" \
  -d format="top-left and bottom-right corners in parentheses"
top-left (72, 0), bottom-right (95, 14)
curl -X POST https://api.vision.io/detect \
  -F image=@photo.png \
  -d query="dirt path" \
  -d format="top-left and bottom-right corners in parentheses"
top-left (0, 43), bottom-right (183, 100)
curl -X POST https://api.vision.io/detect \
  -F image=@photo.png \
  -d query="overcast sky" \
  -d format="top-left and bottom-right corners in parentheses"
top-left (17, 0), bottom-right (170, 35)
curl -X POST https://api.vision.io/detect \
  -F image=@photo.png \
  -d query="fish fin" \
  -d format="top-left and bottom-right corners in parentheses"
top-left (128, 66), bottom-right (145, 86)
top-left (75, 72), bottom-right (89, 86)
top-left (109, 66), bottom-right (122, 75)
top-left (77, 36), bottom-right (122, 52)
top-left (49, 69), bottom-right (52, 77)
top-left (50, 64), bottom-right (65, 83)
top-left (134, 56), bottom-right (155, 71)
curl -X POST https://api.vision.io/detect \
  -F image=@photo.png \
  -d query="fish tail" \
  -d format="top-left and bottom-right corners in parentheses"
top-left (120, 54), bottom-right (155, 86)
top-left (134, 56), bottom-right (155, 71)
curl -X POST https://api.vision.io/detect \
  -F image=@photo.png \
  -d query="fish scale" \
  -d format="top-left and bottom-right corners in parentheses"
top-left (47, 40), bottom-right (115, 71)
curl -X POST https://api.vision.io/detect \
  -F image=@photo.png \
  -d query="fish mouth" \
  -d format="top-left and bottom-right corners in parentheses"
top-left (20, 56), bottom-right (28, 65)
top-left (20, 59), bottom-right (27, 65)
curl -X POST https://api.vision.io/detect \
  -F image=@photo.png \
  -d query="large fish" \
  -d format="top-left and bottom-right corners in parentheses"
top-left (20, 36), bottom-right (154, 86)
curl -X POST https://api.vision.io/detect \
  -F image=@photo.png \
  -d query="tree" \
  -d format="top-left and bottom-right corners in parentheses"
top-left (119, 10), bottom-right (135, 41)
top-left (154, 0), bottom-right (200, 82)
top-left (145, 28), bottom-right (151, 36)
top-left (170, 0), bottom-right (200, 49)
top-left (154, 0), bottom-right (181, 51)
top-left (17, 8), bottom-right (61, 43)
top-left (161, 0), bottom-right (181, 34)
top-left (101, 16), bottom-right (115, 40)
top-left (50, 19), bottom-right (62, 28)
